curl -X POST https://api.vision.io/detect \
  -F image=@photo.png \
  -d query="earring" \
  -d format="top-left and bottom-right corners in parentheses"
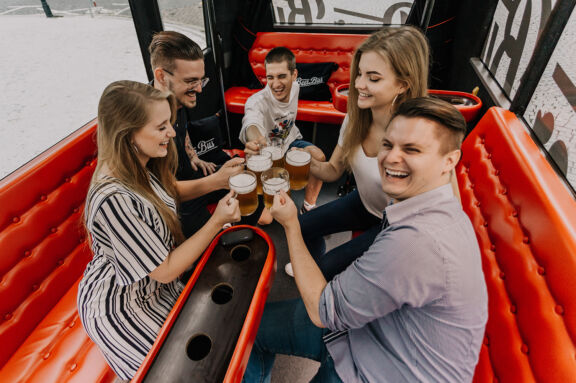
top-left (392, 94), bottom-right (399, 108)
top-left (132, 144), bottom-right (139, 153)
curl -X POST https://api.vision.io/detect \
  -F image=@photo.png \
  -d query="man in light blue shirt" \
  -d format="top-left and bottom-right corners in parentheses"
top-left (243, 97), bottom-right (488, 382)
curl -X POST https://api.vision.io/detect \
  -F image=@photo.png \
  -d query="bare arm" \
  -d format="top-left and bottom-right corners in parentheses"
top-left (244, 125), bottom-right (267, 155)
top-left (270, 191), bottom-right (327, 327)
top-left (149, 192), bottom-right (240, 283)
top-left (310, 144), bottom-right (346, 183)
top-left (176, 157), bottom-right (245, 201)
top-left (185, 132), bottom-right (217, 175)
top-left (184, 132), bottom-right (197, 162)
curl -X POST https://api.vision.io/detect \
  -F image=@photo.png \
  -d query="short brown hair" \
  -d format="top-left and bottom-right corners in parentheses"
top-left (149, 31), bottom-right (203, 72)
top-left (392, 97), bottom-right (467, 153)
top-left (265, 47), bottom-right (296, 72)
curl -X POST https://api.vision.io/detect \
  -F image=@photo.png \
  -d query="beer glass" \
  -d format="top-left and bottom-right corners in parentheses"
top-left (261, 137), bottom-right (284, 168)
top-left (261, 167), bottom-right (290, 209)
top-left (285, 150), bottom-right (311, 191)
top-left (228, 171), bottom-right (258, 216)
top-left (246, 151), bottom-right (272, 195)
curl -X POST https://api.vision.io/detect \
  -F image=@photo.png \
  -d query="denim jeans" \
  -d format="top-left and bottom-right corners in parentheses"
top-left (299, 190), bottom-right (382, 280)
top-left (243, 299), bottom-right (343, 383)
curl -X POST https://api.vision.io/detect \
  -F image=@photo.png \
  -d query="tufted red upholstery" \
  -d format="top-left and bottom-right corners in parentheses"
top-left (0, 120), bottom-right (115, 382)
top-left (225, 32), bottom-right (367, 124)
top-left (456, 108), bottom-right (576, 382)
top-left (225, 32), bottom-right (483, 126)
top-left (0, 124), bottom-right (249, 382)
top-left (247, 33), bottom-right (365, 96)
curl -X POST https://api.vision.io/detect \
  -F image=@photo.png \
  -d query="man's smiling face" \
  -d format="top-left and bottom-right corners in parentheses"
top-left (378, 115), bottom-right (458, 201)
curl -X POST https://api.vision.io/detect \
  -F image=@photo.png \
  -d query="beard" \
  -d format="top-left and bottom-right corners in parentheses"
top-left (167, 79), bottom-right (198, 109)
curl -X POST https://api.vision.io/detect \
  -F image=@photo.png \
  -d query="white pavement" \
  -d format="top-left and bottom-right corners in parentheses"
top-left (0, 14), bottom-right (205, 180)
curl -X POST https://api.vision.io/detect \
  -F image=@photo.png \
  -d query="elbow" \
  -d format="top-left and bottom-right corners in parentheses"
top-left (150, 273), bottom-right (176, 284)
top-left (311, 316), bottom-right (325, 328)
top-left (307, 309), bottom-right (326, 328)
top-left (149, 264), bottom-right (179, 284)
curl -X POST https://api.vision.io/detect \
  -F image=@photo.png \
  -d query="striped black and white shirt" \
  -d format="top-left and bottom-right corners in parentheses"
top-left (77, 174), bottom-right (184, 380)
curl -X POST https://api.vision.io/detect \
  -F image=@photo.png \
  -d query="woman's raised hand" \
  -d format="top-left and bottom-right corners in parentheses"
top-left (213, 190), bottom-right (241, 226)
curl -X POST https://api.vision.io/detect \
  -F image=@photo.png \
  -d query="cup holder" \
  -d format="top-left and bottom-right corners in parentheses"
top-left (230, 245), bottom-right (251, 262)
top-left (211, 283), bottom-right (234, 304)
top-left (186, 334), bottom-right (212, 361)
top-left (430, 93), bottom-right (477, 106)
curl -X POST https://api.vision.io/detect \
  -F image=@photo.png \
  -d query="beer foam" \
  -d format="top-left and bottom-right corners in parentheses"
top-left (263, 177), bottom-right (290, 194)
top-left (285, 150), bottom-right (311, 166)
top-left (247, 154), bottom-right (272, 171)
top-left (229, 173), bottom-right (256, 193)
top-left (262, 146), bottom-right (283, 160)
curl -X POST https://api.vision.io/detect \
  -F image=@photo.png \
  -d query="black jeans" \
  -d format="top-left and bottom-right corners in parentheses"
top-left (299, 189), bottom-right (382, 280)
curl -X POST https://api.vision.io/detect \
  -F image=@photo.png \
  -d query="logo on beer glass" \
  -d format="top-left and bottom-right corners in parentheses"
top-left (261, 167), bottom-right (290, 209)
top-left (228, 171), bottom-right (258, 216)
top-left (261, 137), bottom-right (284, 168)
top-left (246, 151), bottom-right (272, 195)
top-left (285, 150), bottom-right (311, 191)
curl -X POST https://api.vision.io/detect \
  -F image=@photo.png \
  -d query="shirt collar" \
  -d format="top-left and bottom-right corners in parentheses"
top-left (384, 183), bottom-right (454, 224)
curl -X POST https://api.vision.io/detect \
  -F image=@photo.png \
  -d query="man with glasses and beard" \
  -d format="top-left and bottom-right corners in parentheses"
top-left (149, 31), bottom-right (246, 237)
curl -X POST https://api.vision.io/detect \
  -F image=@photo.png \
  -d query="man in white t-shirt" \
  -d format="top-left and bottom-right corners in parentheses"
top-left (239, 47), bottom-right (325, 221)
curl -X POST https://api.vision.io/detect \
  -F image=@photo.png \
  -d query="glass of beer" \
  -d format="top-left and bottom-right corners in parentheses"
top-left (228, 171), bottom-right (258, 216)
top-left (261, 167), bottom-right (290, 209)
top-left (246, 151), bottom-right (272, 195)
top-left (285, 149), bottom-right (311, 191)
top-left (261, 137), bottom-right (284, 168)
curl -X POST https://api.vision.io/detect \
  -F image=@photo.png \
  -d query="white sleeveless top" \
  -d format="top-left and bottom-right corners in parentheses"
top-left (338, 115), bottom-right (389, 219)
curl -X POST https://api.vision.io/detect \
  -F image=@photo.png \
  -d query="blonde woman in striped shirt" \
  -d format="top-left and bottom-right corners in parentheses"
top-left (77, 80), bottom-right (240, 380)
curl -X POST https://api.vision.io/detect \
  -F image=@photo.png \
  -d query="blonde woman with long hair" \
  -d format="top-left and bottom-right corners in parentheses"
top-left (77, 81), bottom-right (240, 380)
top-left (288, 26), bottom-right (429, 279)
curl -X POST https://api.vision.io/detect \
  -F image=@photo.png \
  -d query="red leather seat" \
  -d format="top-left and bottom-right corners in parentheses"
top-left (0, 120), bottom-right (116, 382)
top-left (457, 108), bottom-right (576, 382)
top-left (0, 124), bottom-right (246, 382)
top-left (225, 32), bottom-right (367, 125)
top-left (225, 32), bottom-right (482, 125)
top-left (0, 277), bottom-right (115, 382)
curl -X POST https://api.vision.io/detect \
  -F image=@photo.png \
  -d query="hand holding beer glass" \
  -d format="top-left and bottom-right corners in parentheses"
top-left (246, 151), bottom-right (272, 195)
top-left (284, 149), bottom-right (311, 191)
top-left (228, 171), bottom-right (259, 216)
top-left (261, 167), bottom-right (290, 209)
top-left (261, 137), bottom-right (284, 168)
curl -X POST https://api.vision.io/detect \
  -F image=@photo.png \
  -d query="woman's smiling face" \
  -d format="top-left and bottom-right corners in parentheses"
top-left (354, 51), bottom-right (406, 111)
top-left (131, 99), bottom-right (175, 166)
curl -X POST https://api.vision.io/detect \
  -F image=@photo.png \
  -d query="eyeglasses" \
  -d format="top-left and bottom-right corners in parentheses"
top-left (163, 68), bottom-right (210, 89)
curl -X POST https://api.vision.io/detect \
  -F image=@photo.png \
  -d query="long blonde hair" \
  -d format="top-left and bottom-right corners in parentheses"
top-left (90, 80), bottom-right (184, 244)
top-left (341, 26), bottom-right (429, 169)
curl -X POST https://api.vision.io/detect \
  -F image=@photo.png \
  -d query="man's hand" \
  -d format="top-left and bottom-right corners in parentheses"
top-left (270, 190), bottom-right (299, 227)
top-left (214, 157), bottom-right (245, 189)
top-left (244, 137), bottom-right (267, 155)
top-left (191, 156), bottom-right (217, 176)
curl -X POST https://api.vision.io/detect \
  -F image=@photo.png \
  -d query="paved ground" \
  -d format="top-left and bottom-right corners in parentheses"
top-left (0, 6), bottom-right (205, 179)
top-left (0, 0), bottom-right (204, 26)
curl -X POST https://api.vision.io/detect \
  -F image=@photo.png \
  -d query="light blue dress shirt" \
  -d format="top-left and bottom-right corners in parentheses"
top-left (319, 184), bottom-right (488, 382)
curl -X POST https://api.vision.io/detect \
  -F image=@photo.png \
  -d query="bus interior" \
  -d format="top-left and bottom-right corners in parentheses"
top-left (0, 0), bottom-right (575, 382)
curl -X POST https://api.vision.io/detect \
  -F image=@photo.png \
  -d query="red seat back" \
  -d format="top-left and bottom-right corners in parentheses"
top-left (248, 32), bottom-right (368, 94)
top-left (456, 108), bottom-right (576, 382)
top-left (0, 121), bottom-right (98, 368)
